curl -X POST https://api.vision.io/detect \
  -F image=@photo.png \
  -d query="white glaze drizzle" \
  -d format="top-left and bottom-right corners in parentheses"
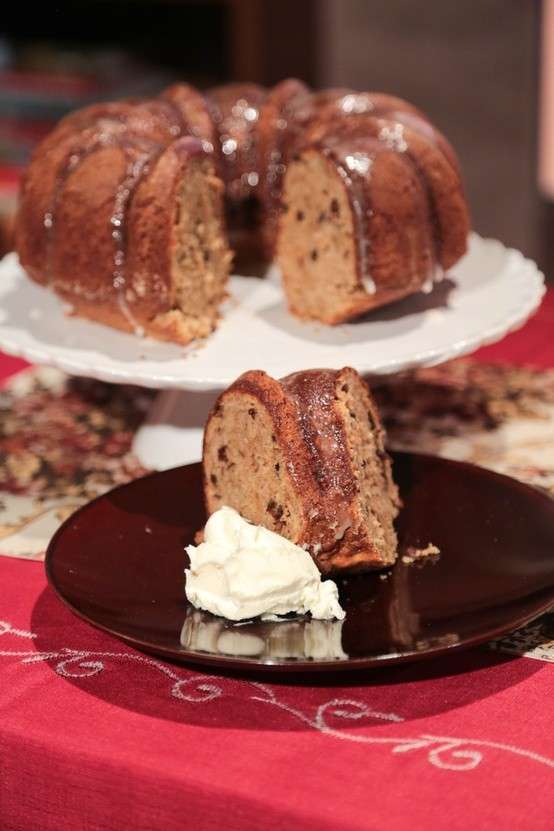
top-left (378, 122), bottom-right (408, 153)
top-left (111, 153), bottom-right (152, 336)
top-left (333, 155), bottom-right (375, 294)
top-left (362, 275), bottom-right (377, 295)
top-left (344, 152), bottom-right (373, 175)
top-left (338, 93), bottom-right (375, 115)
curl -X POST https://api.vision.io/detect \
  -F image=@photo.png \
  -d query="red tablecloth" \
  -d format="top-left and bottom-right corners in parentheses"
top-left (1, 295), bottom-right (554, 831)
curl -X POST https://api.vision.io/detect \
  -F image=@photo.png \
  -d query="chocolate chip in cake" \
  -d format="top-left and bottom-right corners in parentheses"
top-left (217, 445), bottom-right (228, 462)
top-left (266, 499), bottom-right (284, 522)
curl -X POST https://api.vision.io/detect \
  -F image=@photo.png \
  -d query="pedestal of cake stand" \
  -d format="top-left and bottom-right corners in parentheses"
top-left (132, 388), bottom-right (219, 469)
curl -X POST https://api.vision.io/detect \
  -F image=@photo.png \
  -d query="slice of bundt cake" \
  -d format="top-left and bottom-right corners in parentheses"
top-left (203, 367), bottom-right (400, 574)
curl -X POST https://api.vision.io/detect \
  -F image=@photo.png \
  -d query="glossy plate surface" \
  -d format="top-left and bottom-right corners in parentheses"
top-left (46, 453), bottom-right (554, 673)
top-left (0, 234), bottom-right (545, 389)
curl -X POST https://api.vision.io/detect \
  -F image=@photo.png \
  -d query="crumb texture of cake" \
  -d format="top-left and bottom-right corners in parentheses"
top-left (401, 544), bottom-right (441, 565)
top-left (150, 154), bottom-right (231, 343)
top-left (15, 80), bottom-right (470, 342)
top-left (203, 366), bottom-right (400, 574)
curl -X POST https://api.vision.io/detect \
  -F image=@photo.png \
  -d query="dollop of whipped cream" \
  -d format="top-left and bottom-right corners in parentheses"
top-left (185, 506), bottom-right (345, 622)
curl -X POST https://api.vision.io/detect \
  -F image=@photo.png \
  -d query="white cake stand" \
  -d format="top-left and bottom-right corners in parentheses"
top-left (0, 233), bottom-right (545, 469)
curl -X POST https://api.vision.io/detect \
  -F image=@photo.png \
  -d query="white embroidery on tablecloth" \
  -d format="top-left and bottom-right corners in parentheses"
top-left (1, 620), bottom-right (553, 773)
top-left (250, 683), bottom-right (554, 771)
top-left (0, 619), bottom-right (36, 639)
top-left (0, 645), bottom-right (221, 702)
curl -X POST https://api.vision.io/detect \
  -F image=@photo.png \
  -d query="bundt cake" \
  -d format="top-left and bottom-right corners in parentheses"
top-left (15, 80), bottom-right (470, 343)
top-left (202, 367), bottom-right (400, 574)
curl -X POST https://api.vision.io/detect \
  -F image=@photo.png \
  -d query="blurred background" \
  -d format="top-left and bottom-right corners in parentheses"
top-left (0, 0), bottom-right (550, 276)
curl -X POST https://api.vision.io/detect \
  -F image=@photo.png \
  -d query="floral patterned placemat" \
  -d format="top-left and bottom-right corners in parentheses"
top-left (374, 361), bottom-right (554, 495)
top-left (0, 367), bottom-right (150, 559)
top-left (0, 360), bottom-right (552, 661)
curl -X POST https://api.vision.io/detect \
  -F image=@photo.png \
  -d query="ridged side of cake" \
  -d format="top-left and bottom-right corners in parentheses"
top-left (276, 96), bottom-right (470, 325)
top-left (277, 146), bottom-right (435, 324)
top-left (16, 136), bottom-right (231, 344)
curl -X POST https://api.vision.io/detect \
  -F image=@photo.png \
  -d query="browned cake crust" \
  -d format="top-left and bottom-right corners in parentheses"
top-left (15, 80), bottom-right (470, 341)
top-left (203, 367), bottom-right (400, 574)
top-left (161, 83), bottom-right (216, 147)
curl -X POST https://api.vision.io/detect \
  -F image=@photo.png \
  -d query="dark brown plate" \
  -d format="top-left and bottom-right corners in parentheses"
top-left (45, 453), bottom-right (554, 673)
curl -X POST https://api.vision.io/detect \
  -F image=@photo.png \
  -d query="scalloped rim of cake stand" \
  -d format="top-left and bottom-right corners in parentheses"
top-left (0, 233), bottom-right (545, 391)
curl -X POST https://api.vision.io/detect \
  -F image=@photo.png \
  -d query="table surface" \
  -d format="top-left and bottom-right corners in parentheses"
top-left (1, 293), bottom-right (554, 831)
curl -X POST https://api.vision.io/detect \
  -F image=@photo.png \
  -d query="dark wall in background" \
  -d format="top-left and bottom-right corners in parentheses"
top-left (318, 0), bottom-right (540, 267)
